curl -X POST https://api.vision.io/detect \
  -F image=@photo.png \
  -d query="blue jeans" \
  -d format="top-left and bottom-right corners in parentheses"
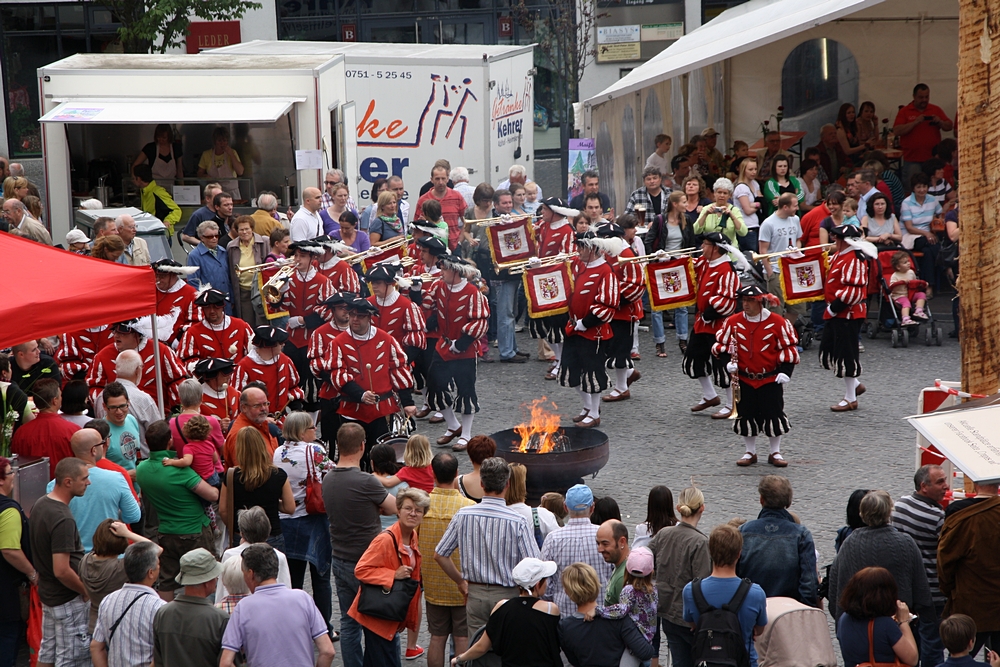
top-left (332, 557), bottom-right (364, 667)
top-left (739, 227), bottom-right (759, 253)
top-left (651, 308), bottom-right (688, 344)
top-left (916, 604), bottom-right (944, 667)
top-left (492, 280), bottom-right (519, 359)
top-left (362, 626), bottom-right (402, 667)
top-left (0, 619), bottom-right (22, 667)
top-left (660, 617), bottom-right (694, 667)
top-left (811, 301), bottom-right (826, 335)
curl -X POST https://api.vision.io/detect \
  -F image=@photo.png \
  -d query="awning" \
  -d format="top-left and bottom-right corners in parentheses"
top-left (39, 97), bottom-right (304, 124)
top-left (585, 0), bottom-right (885, 106)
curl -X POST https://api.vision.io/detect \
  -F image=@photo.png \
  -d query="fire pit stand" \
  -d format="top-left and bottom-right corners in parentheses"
top-left (492, 427), bottom-right (610, 501)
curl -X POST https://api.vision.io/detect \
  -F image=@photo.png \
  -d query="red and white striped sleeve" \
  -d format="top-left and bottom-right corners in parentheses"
top-left (329, 340), bottom-right (355, 394)
top-left (619, 261), bottom-right (645, 305)
top-left (708, 267), bottom-right (740, 317)
top-left (777, 317), bottom-right (801, 366)
top-left (590, 269), bottom-right (620, 323)
top-left (711, 315), bottom-right (738, 357)
top-left (834, 253), bottom-right (869, 306)
top-left (459, 287), bottom-right (490, 341)
top-left (308, 329), bottom-right (333, 380)
top-left (401, 298), bottom-right (427, 350)
top-left (387, 337), bottom-right (415, 392)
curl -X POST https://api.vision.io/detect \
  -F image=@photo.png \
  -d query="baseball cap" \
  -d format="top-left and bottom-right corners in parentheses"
top-left (565, 484), bottom-right (594, 511)
top-left (175, 548), bottom-right (223, 586)
top-left (512, 558), bottom-right (558, 590)
top-left (66, 229), bottom-right (89, 245)
top-left (627, 547), bottom-right (654, 577)
top-left (703, 127), bottom-right (720, 137)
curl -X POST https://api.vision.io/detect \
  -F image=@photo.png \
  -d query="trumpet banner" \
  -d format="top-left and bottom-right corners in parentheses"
top-left (644, 257), bottom-right (698, 311)
top-left (258, 265), bottom-right (289, 320)
top-left (487, 217), bottom-right (537, 266)
top-left (778, 249), bottom-right (829, 305)
top-left (360, 244), bottom-right (406, 273)
top-left (523, 262), bottom-right (574, 318)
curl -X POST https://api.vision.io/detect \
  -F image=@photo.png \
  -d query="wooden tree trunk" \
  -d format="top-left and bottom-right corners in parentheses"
top-left (958, 0), bottom-right (1000, 397)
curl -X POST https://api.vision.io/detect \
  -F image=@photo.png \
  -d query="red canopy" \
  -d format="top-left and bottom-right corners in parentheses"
top-left (0, 232), bottom-right (157, 349)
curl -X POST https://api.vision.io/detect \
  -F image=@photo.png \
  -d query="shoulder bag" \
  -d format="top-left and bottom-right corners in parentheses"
top-left (856, 618), bottom-right (904, 667)
top-left (224, 467), bottom-right (237, 548)
top-left (356, 530), bottom-right (419, 622)
top-left (304, 445), bottom-right (326, 515)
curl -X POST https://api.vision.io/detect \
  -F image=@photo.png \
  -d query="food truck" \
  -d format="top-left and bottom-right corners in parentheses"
top-left (208, 41), bottom-right (536, 203)
top-left (38, 53), bottom-right (346, 242)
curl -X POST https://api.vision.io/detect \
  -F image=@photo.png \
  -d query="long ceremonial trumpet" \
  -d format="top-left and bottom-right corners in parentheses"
top-left (372, 255), bottom-right (417, 268)
top-left (751, 243), bottom-right (833, 262)
top-left (499, 252), bottom-right (579, 274)
top-left (343, 236), bottom-right (409, 265)
top-left (235, 258), bottom-right (294, 275)
top-left (471, 213), bottom-right (535, 226)
top-left (617, 247), bottom-right (700, 265)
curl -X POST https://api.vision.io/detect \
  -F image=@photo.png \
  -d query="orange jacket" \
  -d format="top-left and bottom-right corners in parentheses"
top-left (348, 522), bottom-right (422, 640)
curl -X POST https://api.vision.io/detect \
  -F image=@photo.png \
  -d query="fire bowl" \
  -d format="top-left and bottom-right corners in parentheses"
top-left (491, 427), bottom-right (610, 499)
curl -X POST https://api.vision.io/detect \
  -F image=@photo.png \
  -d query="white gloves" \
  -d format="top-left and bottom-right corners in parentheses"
top-left (528, 256), bottom-right (542, 266)
top-left (448, 341), bottom-right (460, 355)
top-left (287, 316), bottom-right (305, 329)
top-left (574, 320), bottom-right (588, 332)
top-left (826, 305), bottom-right (836, 318)
top-left (726, 362), bottom-right (738, 374)
top-left (654, 249), bottom-right (668, 259)
top-left (776, 373), bottom-right (790, 385)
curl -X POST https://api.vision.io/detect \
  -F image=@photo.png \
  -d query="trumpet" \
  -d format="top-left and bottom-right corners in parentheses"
top-left (499, 252), bottom-right (579, 274)
top-left (617, 247), bottom-right (700, 265)
top-left (751, 243), bottom-right (833, 262)
top-left (372, 255), bottom-right (417, 268)
top-left (262, 265), bottom-right (295, 304)
top-left (471, 213), bottom-right (535, 226)
top-left (343, 236), bottom-right (409, 265)
top-left (235, 258), bottom-right (294, 276)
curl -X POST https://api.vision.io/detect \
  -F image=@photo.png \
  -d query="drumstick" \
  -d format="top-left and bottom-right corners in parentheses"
top-left (365, 363), bottom-right (374, 399)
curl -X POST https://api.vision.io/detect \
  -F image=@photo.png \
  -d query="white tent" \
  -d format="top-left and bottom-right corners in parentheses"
top-left (583, 0), bottom-right (958, 212)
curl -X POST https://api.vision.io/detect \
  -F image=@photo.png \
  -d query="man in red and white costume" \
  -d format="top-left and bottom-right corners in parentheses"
top-left (600, 221), bottom-right (644, 402)
top-left (233, 325), bottom-right (305, 416)
top-left (418, 254), bottom-right (489, 451)
top-left (820, 224), bottom-right (873, 412)
top-left (713, 285), bottom-right (800, 467)
top-left (178, 287), bottom-right (254, 372)
top-left (409, 236), bottom-right (448, 424)
top-left (531, 197), bottom-right (578, 380)
top-left (151, 258), bottom-right (202, 344)
top-left (194, 357), bottom-right (239, 429)
top-left (366, 262), bottom-right (426, 354)
top-left (325, 297), bottom-right (416, 470)
top-left (683, 233), bottom-right (741, 419)
top-left (86, 318), bottom-right (190, 411)
top-left (309, 291), bottom-right (354, 443)
top-left (59, 325), bottom-right (114, 380)
top-left (316, 235), bottom-right (361, 293)
top-left (282, 239), bottom-right (335, 410)
top-left (560, 229), bottom-right (620, 428)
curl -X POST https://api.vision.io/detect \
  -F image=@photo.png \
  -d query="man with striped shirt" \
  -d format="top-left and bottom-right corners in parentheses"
top-left (90, 541), bottom-right (166, 667)
top-left (892, 464), bottom-right (947, 667)
top-left (433, 457), bottom-right (540, 632)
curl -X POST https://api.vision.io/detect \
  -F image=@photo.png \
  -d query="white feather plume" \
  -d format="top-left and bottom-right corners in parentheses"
top-left (131, 308), bottom-right (180, 342)
top-left (719, 241), bottom-right (754, 274)
top-left (154, 263), bottom-right (199, 276)
top-left (845, 237), bottom-right (879, 258)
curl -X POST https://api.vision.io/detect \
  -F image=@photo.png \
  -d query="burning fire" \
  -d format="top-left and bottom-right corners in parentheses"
top-left (515, 397), bottom-right (564, 453)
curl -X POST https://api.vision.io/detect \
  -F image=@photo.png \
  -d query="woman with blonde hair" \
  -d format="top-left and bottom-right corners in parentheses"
top-left (647, 486), bottom-right (711, 667)
top-left (733, 159), bottom-right (763, 251)
top-left (3, 176), bottom-right (28, 201)
top-left (378, 433), bottom-right (434, 493)
top-left (90, 234), bottom-right (125, 262)
top-left (220, 426), bottom-right (295, 551)
top-left (22, 195), bottom-right (43, 223)
top-left (504, 463), bottom-right (561, 546)
top-left (321, 182), bottom-right (356, 234)
top-left (369, 189), bottom-right (405, 243)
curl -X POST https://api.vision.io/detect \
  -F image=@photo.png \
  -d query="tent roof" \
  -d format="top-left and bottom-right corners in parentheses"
top-left (0, 233), bottom-right (157, 349)
top-left (585, 0), bottom-right (884, 106)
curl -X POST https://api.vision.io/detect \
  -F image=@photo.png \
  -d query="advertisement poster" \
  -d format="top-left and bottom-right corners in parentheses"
top-left (567, 138), bottom-right (596, 200)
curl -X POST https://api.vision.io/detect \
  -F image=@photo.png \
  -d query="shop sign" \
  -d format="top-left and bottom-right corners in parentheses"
top-left (597, 42), bottom-right (642, 63)
top-left (597, 25), bottom-right (640, 44)
top-left (186, 21), bottom-right (241, 54)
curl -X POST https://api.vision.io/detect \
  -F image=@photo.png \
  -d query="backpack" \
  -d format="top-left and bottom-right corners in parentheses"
top-left (690, 577), bottom-right (753, 667)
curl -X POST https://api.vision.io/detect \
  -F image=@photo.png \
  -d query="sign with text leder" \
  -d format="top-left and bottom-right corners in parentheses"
top-left (597, 25), bottom-right (641, 44)
top-left (597, 42), bottom-right (642, 63)
top-left (641, 22), bottom-right (684, 41)
top-left (186, 21), bottom-right (241, 54)
top-left (907, 405), bottom-right (1000, 483)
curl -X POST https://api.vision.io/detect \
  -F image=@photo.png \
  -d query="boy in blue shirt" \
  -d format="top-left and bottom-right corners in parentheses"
top-left (938, 614), bottom-right (1000, 667)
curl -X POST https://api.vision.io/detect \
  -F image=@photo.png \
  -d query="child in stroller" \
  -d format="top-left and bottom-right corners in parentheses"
top-left (888, 251), bottom-right (929, 326)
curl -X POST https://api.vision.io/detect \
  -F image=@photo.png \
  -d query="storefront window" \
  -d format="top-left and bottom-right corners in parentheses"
top-left (0, 2), bottom-right (118, 158)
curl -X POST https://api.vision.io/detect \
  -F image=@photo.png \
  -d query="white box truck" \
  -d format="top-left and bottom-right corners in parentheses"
top-left (210, 41), bottom-right (535, 202)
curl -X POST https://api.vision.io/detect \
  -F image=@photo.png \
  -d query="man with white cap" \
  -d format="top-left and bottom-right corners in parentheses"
top-left (541, 484), bottom-right (612, 614)
top-left (152, 548), bottom-right (229, 667)
top-left (453, 557), bottom-right (561, 666)
top-left (65, 228), bottom-right (90, 254)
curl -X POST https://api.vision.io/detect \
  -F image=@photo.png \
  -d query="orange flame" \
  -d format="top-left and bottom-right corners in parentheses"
top-left (515, 397), bottom-right (563, 453)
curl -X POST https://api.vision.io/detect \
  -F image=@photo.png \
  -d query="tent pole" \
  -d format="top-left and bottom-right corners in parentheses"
top-left (150, 314), bottom-right (165, 418)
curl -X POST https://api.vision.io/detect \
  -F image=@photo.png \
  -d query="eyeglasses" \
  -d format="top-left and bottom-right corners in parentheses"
top-left (106, 403), bottom-right (129, 412)
top-left (202, 234), bottom-right (219, 239)
top-left (400, 506), bottom-right (424, 515)
top-left (306, 425), bottom-right (317, 430)
top-left (324, 181), bottom-right (338, 186)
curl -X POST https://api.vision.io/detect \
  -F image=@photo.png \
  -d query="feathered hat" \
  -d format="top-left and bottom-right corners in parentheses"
top-left (539, 197), bottom-right (579, 219)
top-left (151, 259), bottom-right (199, 277)
top-left (737, 284), bottom-right (780, 307)
top-left (436, 254), bottom-right (481, 280)
top-left (576, 230), bottom-right (624, 257)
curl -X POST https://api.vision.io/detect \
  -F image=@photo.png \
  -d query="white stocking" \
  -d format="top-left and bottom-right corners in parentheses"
top-left (550, 342), bottom-right (563, 363)
top-left (460, 414), bottom-right (475, 441)
top-left (614, 369), bottom-right (629, 393)
top-left (844, 377), bottom-right (859, 402)
top-left (769, 436), bottom-right (782, 455)
top-left (743, 436), bottom-right (757, 455)
top-left (726, 385), bottom-right (734, 409)
top-left (698, 377), bottom-right (718, 401)
top-left (578, 388), bottom-right (590, 415)
top-left (588, 394), bottom-right (601, 419)
top-left (441, 407), bottom-right (461, 432)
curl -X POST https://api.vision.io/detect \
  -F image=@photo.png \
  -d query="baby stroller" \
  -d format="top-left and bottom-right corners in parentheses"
top-left (755, 597), bottom-right (838, 667)
top-left (865, 248), bottom-right (944, 347)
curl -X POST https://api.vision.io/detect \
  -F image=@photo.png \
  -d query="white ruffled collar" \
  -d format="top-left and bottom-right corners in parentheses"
top-left (376, 291), bottom-right (400, 307)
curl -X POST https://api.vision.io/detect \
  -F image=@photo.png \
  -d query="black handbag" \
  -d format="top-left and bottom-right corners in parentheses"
top-left (356, 530), bottom-right (420, 622)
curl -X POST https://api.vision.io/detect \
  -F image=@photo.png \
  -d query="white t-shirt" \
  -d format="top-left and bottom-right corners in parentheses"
top-left (290, 207), bottom-right (323, 241)
top-left (509, 503), bottom-right (561, 541)
top-left (733, 182), bottom-right (761, 228)
top-left (645, 152), bottom-right (671, 176)
top-left (758, 213), bottom-right (802, 271)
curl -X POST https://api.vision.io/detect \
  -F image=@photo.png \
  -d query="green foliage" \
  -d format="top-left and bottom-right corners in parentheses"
top-left (105, 0), bottom-right (262, 53)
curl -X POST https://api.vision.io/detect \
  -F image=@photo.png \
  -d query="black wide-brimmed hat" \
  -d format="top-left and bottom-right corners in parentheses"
top-left (346, 297), bottom-right (379, 316)
top-left (830, 224), bottom-right (863, 239)
top-left (193, 357), bottom-right (235, 379)
top-left (194, 287), bottom-right (228, 306)
top-left (252, 325), bottom-right (288, 346)
top-left (417, 236), bottom-right (449, 257)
